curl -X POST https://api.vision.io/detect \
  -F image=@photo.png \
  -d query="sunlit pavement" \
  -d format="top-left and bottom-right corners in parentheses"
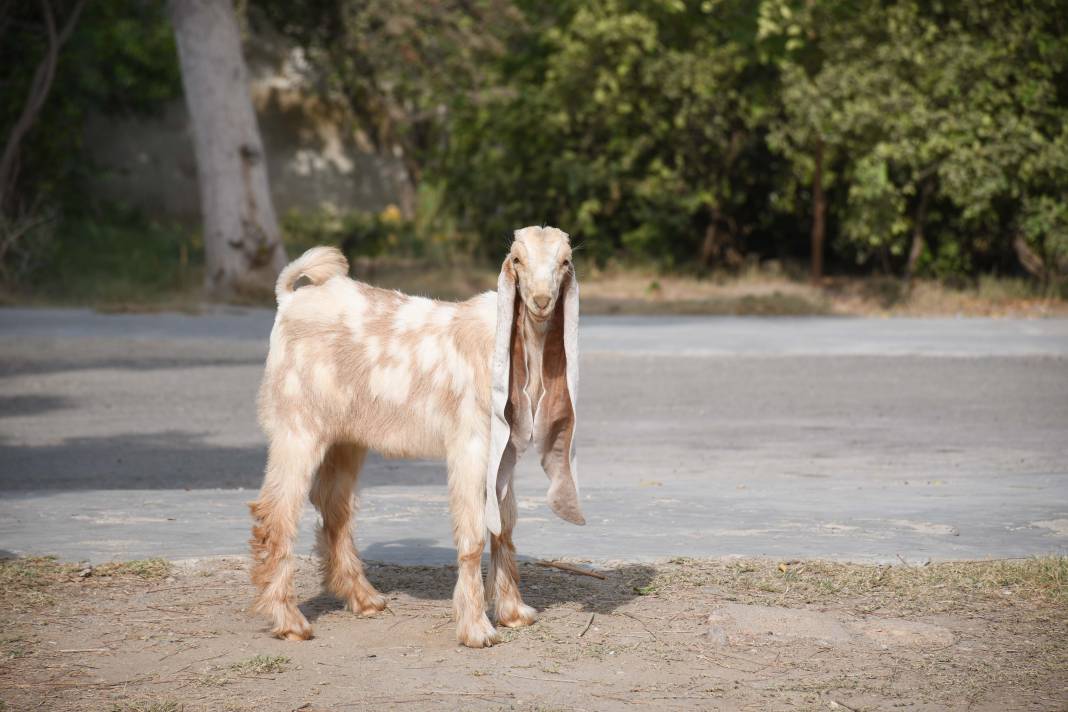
top-left (1, 307), bottom-right (1066, 564)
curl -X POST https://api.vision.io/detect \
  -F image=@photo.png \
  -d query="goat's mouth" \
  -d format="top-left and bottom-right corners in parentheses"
top-left (525, 304), bottom-right (553, 322)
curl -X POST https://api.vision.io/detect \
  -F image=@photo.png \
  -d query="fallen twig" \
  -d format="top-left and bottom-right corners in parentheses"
top-left (579, 612), bottom-right (595, 638)
top-left (144, 585), bottom-right (232, 594)
top-left (173, 651), bottom-right (227, 674)
top-left (502, 672), bottom-right (581, 684)
top-left (535, 560), bottom-right (606, 579)
top-left (157, 644), bottom-right (200, 663)
top-left (621, 611), bottom-right (659, 642)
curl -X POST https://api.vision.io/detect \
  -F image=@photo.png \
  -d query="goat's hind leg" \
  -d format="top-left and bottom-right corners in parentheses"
top-left (487, 486), bottom-right (537, 628)
top-left (311, 443), bottom-right (387, 616)
top-left (249, 436), bottom-right (325, 640)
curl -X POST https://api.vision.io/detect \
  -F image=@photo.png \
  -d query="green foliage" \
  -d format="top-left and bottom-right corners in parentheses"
top-left (0, 208), bottom-right (58, 285)
top-left (254, 0), bottom-right (519, 191)
top-left (282, 205), bottom-right (416, 258)
top-left (1, 0), bottom-right (181, 209)
top-left (1, 0), bottom-right (182, 287)
top-left (6, 0), bottom-right (1068, 294)
top-left (282, 186), bottom-right (473, 262)
top-left (761, 0), bottom-right (1068, 279)
top-left (30, 204), bottom-right (199, 304)
top-left (441, 0), bottom-right (781, 266)
top-left (1020, 195), bottom-right (1068, 279)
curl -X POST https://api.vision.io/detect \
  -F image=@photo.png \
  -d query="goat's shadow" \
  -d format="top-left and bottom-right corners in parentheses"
top-left (300, 538), bottom-right (656, 623)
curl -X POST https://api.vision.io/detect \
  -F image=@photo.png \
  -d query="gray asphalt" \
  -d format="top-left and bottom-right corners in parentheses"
top-left (1, 307), bottom-right (1066, 565)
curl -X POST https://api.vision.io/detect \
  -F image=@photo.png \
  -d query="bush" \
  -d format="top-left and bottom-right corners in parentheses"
top-left (29, 204), bottom-right (198, 304)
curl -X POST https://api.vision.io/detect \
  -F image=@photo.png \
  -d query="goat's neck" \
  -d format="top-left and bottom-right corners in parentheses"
top-left (520, 311), bottom-right (548, 412)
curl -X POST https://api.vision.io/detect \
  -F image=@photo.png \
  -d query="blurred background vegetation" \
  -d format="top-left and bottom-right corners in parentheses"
top-left (2, 0), bottom-right (1066, 310)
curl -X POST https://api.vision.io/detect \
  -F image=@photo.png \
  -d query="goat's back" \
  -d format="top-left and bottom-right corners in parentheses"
top-left (259, 273), bottom-right (498, 461)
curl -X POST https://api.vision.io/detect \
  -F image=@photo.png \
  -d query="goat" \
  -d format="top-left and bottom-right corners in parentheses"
top-left (249, 226), bottom-right (584, 648)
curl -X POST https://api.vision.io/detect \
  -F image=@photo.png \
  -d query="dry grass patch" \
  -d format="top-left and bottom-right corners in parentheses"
top-left (648, 556), bottom-right (1068, 613)
top-left (228, 654), bottom-right (289, 675)
top-left (0, 556), bottom-right (171, 615)
top-left (108, 702), bottom-right (183, 712)
top-left (199, 655), bottom-right (291, 687)
top-left (0, 556), bottom-right (77, 611)
top-left (92, 558), bottom-right (171, 580)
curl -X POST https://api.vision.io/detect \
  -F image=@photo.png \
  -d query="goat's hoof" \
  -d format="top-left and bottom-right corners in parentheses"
top-left (281, 628), bottom-right (313, 641)
top-left (274, 614), bottom-right (313, 641)
top-left (352, 591), bottom-right (388, 616)
top-left (457, 614), bottom-right (499, 648)
top-left (497, 602), bottom-right (537, 628)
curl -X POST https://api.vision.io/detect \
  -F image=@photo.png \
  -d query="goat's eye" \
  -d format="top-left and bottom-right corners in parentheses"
top-left (512, 256), bottom-right (521, 266)
top-left (561, 258), bottom-right (571, 268)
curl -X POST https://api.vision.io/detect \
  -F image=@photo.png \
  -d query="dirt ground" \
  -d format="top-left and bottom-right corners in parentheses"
top-left (0, 555), bottom-right (1065, 712)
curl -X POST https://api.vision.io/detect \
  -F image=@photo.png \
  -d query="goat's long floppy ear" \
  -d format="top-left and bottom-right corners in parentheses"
top-left (534, 269), bottom-right (585, 526)
top-left (485, 258), bottom-right (533, 535)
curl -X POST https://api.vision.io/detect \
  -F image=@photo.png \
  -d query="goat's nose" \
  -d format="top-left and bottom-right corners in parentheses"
top-left (533, 294), bottom-right (551, 310)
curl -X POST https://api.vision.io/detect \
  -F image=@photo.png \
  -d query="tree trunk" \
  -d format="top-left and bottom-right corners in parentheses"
top-left (698, 208), bottom-right (742, 269)
top-left (169, 0), bottom-right (287, 299)
top-left (904, 179), bottom-right (934, 284)
top-left (1013, 235), bottom-right (1048, 284)
top-left (699, 221), bottom-right (720, 267)
top-left (810, 137), bottom-right (826, 283)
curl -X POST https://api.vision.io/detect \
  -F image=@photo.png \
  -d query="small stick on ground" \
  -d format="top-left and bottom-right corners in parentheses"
top-left (503, 672), bottom-right (581, 684)
top-left (535, 560), bottom-right (606, 580)
top-left (579, 613), bottom-right (595, 638)
top-left (621, 611), bottom-right (659, 642)
top-left (174, 652), bottom-right (227, 674)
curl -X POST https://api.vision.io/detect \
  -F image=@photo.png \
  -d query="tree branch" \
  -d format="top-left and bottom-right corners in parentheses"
top-left (0, 0), bottom-right (87, 212)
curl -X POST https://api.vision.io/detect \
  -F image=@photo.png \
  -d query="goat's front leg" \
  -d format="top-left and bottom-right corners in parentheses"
top-left (249, 436), bottom-right (325, 640)
top-left (487, 485), bottom-right (537, 627)
top-left (447, 442), bottom-right (499, 648)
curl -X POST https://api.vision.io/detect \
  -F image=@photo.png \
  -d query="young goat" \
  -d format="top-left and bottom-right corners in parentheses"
top-left (249, 226), bottom-right (584, 648)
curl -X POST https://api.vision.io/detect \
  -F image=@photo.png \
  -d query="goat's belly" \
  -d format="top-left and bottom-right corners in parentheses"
top-left (341, 408), bottom-right (449, 461)
top-left (373, 435), bottom-right (447, 461)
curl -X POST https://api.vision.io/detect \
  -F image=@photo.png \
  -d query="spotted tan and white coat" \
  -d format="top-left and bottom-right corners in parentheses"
top-left (249, 226), bottom-right (584, 648)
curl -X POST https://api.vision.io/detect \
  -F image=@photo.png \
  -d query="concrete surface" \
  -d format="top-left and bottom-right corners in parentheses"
top-left (1, 307), bottom-right (1066, 565)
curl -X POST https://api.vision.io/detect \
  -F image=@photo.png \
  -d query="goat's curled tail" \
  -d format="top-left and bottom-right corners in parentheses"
top-left (275, 246), bottom-right (348, 303)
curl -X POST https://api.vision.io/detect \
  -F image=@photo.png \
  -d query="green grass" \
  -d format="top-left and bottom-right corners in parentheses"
top-left (199, 655), bottom-right (291, 687)
top-left (108, 701), bottom-right (183, 712)
top-left (228, 654), bottom-right (290, 675)
top-left (0, 633), bottom-right (29, 660)
top-left (93, 558), bottom-right (171, 579)
top-left (0, 556), bottom-right (70, 587)
top-left (0, 556), bottom-right (76, 609)
top-left (22, 205), bottom-right (202, 307)
top-left (976, 273), bottom-right (1047, 302)
top-left (0, 556), bottom-right (171, 614)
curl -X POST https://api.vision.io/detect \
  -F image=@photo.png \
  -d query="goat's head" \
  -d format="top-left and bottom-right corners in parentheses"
top-left (485, 226), bottom-right (585, 535)
top-left (504, 226), bottom-right (573, 322)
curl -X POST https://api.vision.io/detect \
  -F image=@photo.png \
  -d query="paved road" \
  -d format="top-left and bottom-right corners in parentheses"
top-left (1, 307), bottom-right (1066, 565)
